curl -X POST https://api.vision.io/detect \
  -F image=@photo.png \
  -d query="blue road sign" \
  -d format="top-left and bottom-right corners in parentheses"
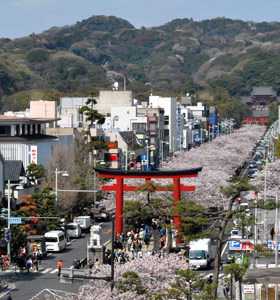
top-left (195, 134), bottom-right (199, 139)
top-left (268, 241), bottom-right (280, 250)
top-left (141, 155), bottom-right (147, 160)
top-left (5, 236), bottom-right (10, 242)
top-left (229, 241), bottom-right (242, 250)
top-left (8, 217), bottom-right (22, 224)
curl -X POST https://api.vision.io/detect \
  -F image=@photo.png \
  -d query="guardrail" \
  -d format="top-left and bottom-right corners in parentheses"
top-left (60, 268), bottom-right (112, 284)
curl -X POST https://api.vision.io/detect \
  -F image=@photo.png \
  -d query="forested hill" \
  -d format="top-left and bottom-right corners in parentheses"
top-left (1, 15), bottom-right (280, 116)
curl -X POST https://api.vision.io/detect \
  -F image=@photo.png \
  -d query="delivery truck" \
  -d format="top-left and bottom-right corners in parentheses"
top-left (189, 238), bottom-right (212, 269)
top-left (73, 216), bottom-right (91, 233)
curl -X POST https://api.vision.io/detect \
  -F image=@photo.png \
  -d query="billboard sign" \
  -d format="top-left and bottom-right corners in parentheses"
top-left (30, 145), bottom-right (37, 164)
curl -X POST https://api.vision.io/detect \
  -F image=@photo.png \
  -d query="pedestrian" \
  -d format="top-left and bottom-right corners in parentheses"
top-left (6, 292), bottom-right (12, 300)
top-left (57, 260), bottom-right (62, 277)
top-left (26, 257), bottom-right (32, 274)
top-left (133, 239), bottom-right (142, 258)
top-left (127, 235), bottom-right (132, 251)
top-left (139, 229), bottom-right (144, 241)
top-left (160, 227), bottom-right (165, 238)
top-left (32, 253), bottom-right (38, 272)
top-left (223, 278), bottom-right (230, 299)
top-left (144, 230), bottom-right (150, 251)
top-left (270, 227), bottom-right (275, 240)
top-left (0, 255), bottom-right (4, 271)
top-left (94, 258), bottom-right (100, 272)
top-left (88, 259), bottom-right (93, 270)
top-left (207, 275), bottom-right (213, 284)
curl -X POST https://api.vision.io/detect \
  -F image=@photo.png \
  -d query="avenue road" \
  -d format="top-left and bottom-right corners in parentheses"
top-left (0, 221), bottom-right (112, 300)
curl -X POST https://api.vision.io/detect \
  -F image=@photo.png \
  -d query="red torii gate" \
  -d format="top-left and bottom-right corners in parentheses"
top-left (95, 167), bottom-right (202, 243)
top-left (243, 117), bottom-right (269, 126)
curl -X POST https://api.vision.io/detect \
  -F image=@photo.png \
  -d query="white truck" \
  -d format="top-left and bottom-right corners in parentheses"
top-left (189, 238), bottom-right (212, 269)
top-left (73, 216), bottom-right (91, 233)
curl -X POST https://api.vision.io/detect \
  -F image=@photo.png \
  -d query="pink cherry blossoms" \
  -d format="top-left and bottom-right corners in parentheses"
top-left (73, 254), bottom-right (189, 300)
top-left (100, 125), bottom-right (265, 209)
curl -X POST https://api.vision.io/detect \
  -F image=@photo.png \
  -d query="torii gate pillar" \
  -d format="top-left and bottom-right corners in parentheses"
top-left (116, 177), bottom-right (123, 238)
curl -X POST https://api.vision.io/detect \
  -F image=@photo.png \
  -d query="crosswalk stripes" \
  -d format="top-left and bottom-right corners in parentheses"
top-left (50, 268), bottom-right (58, 273)
top-left (41, 268), bottom-right (52, 274)
top-left (1, 267), bottom-right (62, 274)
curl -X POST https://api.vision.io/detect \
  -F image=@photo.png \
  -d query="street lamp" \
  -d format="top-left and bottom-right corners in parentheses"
top-left (93, 158), bottom-right (105, 204)
top-left (145, 144), bottom-right (156, 171)
top-left (55, 168), bottom-right (69, 217)
top-left (7, 180), bottom-right (23, 260)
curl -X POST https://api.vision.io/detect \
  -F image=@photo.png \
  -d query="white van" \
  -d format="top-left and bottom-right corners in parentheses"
top-left (44, 230), bottom-right (67, 252)
top-left (66, 223), bottom-right (82, 238)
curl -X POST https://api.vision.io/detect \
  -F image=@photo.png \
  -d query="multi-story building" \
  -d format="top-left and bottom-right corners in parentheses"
top-left (148, 95), bottom-right (177, 153)
top-left (0, 115), bottom-right (59, 175)
top-left (59, 90), bottom-right (134, 127)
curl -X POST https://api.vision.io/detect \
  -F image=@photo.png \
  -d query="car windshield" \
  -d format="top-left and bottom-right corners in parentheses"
top-left (190, 250), bottom-right (206, 259)
top-left (45, 237), bottom-right (58, 243)
top-left (232, 231), bottom-right (239, 236)
top-left (66, 225), bottom-right (77, 230)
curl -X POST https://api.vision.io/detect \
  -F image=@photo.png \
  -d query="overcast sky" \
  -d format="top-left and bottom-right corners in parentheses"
top-left (1, 0), bottom-right (280, 39)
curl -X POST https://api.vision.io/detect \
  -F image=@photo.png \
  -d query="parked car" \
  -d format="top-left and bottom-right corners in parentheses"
top-left (230, 228), bottom-right (242, 240)
top-left (248, 170), bottom-right (255, 178)
top-left (226, 250), bottom-right (242, 264)
top-left (249, 161), bottom-right (257, 168)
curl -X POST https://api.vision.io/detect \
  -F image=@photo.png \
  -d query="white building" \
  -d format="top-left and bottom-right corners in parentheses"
top-left (59, 90), bottom-right (134, 128)
top-left (148, 95), bottom-right (177, 152)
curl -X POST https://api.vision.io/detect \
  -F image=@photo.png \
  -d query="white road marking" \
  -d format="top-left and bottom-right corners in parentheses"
top-left (50, 268), bottom-right (58, 273)
top-left (41, 268), bottom-right (52, 274)
top-left (0, 283), bottom-right (16, 298)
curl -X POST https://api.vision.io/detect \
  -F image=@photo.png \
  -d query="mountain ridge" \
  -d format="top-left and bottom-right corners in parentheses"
top-left (1, 15), bottom-right (280, 117)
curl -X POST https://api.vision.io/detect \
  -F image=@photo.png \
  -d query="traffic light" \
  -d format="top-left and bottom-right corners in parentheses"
top-left (33, 219), bottom-right (38, 228)
top-left (24, 219), bottom-right (38, 228)
top-left (0, 208), bottom-right (8, 218)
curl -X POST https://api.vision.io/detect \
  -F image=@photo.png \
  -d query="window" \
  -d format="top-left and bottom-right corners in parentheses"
top-left (132, 123), bottom-right (146, 131)
top-left (104, 153), bottom-right (110, 162)
top-left (164, 116), bottom-right (169, 125)
top-left (0, 126), bottom-right (11, 135)
top-left (149, 122), bottom-right (156, 130)
top-left (114, 116), bottom-right (119, 121)
top-left (76, 105), bottom-right (83, 122)
top-left (59, 235), bottom-right (65, 242)
top-left (45, 237), bottom-right (58, 243)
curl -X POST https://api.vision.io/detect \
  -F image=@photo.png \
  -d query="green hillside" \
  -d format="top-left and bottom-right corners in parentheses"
top-left (0, 15), bottom-right (280, 124)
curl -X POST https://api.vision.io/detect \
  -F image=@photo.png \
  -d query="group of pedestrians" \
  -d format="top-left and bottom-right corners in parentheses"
top-left (12, 246), bottom-right (40, 273)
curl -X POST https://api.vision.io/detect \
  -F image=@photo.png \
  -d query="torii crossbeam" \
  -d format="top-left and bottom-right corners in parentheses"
top-left (95, 167), bottom-right (202, 244)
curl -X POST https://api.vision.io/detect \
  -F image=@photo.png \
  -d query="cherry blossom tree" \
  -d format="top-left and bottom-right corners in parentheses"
top-left (72, 254), bottom-right (190, 300)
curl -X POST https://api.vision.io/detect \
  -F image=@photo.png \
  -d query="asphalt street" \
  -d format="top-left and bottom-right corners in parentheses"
top-left (0, 221), bottom-right (112, 300)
